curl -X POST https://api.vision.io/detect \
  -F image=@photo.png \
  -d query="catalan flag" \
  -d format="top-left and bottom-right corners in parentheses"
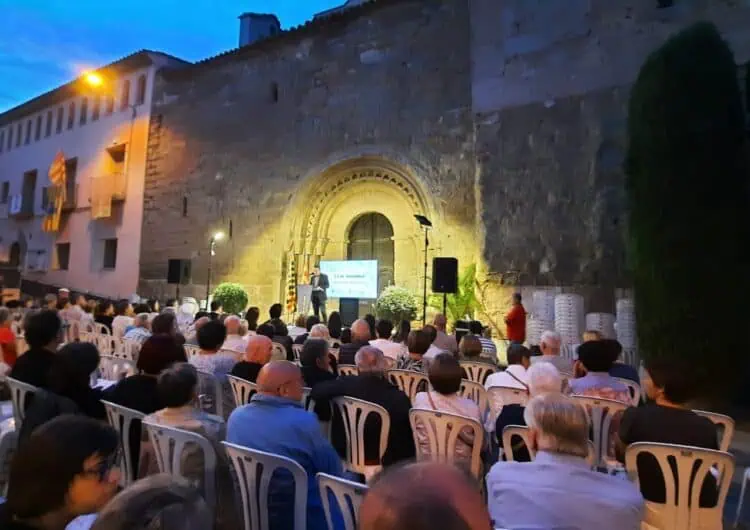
top-left (42, 151), bottom-right (67, 232)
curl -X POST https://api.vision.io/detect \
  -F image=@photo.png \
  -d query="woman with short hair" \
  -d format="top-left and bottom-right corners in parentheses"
top-left (398, 329), bottom-right (431, 372)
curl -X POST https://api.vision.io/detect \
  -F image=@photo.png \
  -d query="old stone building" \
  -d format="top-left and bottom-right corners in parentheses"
top-left (139, 0), bottom-right (750, 321)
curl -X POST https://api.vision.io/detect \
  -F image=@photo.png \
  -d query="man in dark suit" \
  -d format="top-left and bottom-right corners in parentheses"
top-left (337, 319), bottom-right (372, 366)
top-left (310, 346), bottom-right (415, 468)
top-left (310, 266), bottom-right (330, 321)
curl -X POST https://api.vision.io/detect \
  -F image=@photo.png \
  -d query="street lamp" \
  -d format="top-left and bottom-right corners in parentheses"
top-left (414, 214), bottom-right (432, 325)
top-left (205, 231), bottom-right (225, 310)
top-left (84, 72), bottom-right (104, 88)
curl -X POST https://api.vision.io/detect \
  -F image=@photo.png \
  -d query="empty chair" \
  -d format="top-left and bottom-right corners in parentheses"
top-left (571, 395), bottom-right (628, 469)
top-left (409, 409), bottom-right (484, 479)
top-left (227, 374), bottom-right (258, 407)
top-left (338, 365), bottom-right (358, 377)
top-left (317, 472), bottom-right (368, 530)
top-left (101, 400), bottom-right (146, 487)
top-left (142, 420), bottom-right (218, 510)
top-left (332, 396), bottom-right (390, 476)
top-left (459, 360), bottom-right (496, 385)
top-left (615, 377), bottom-right (642, 406)
top-left (386, 369), bottom-right (428, 403)
top-left (6, 377), bottom-right (38, 428)
top-left (625, 442), bottom-right (734, 530)
top-left (223, 442), bottom-right (308, 530)
top-left (693, 409), bottom-right (735, 452)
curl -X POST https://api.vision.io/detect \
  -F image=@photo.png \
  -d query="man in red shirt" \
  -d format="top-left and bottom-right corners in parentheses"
top-left (504, 293), bottom-right (526, 344)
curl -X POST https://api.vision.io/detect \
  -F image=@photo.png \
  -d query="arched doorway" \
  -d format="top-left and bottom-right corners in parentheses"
top-left (347, 213), bottom-right (394, 295)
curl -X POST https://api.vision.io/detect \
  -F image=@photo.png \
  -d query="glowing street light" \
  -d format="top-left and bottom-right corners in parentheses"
top-left (206, 231), bottom-right (225, 309)
top-left (213, 231), bottom-right (225, 242)
top-left (84, 72), bottom-right (104, 88)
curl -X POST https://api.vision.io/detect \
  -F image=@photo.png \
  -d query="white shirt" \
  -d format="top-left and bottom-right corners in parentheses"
top-left (424, 343), bottom-right (446, 360)
top-left (369, 338), bottom-right (407, 360)
top-left (222, 334), bottom-right (248, 353)
top-left (485, 364), bottom-right (528, 391)
top-left (287, 325), bottom-right (306, 339)
top-left (111, 315), bottom-right (134, 339)
top-left (530, 354), bottom-right (574, 374)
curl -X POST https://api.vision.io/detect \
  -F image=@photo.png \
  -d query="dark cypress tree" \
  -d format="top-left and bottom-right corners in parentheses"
top-left (625, 22), bottom-right (750, 396)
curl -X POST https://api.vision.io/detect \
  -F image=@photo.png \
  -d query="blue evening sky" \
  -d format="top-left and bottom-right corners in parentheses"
top-left (0, 0), bottom-right (342, 112)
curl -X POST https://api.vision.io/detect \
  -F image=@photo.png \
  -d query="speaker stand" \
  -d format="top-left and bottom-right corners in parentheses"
top-left (443, 292), bottom-right (447, 316)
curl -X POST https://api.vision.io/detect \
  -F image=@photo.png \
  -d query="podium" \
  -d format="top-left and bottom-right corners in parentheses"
top-left (297, 284), bottom-right (312, 316)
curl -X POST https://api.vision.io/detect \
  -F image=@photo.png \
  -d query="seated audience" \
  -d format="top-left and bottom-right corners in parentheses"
top-left (21, 342), bottom-right (105, 441)
top-left (364, 313), bottom-right (377, 340)
top-left (530, 330), bottom-right (573, 374)
top-left (495, 362), bottom-right (562, 461)
top-left (244, 306), bottom-right (260, 334)
top-left (0, 415), bottom-right (120, 530)
top-left (413, 353), bottom-right (482, 465)
top-left (340, 327), bottom-right (352, 344)
top-left (123, 313), bottom-right (152, 344)
top-left (143, 364), bottom-right (238, 529)
top-left (112, 300), bottom-right (135, 339)
top-left (397, 329), bottom-right (431, 372)
top-left (221, 315), bottom-right (248, 353)
top-left (360, 462), bottom-right (492, 530)
top-left (151, 312), bottom-right (179, 337)
top-left (370, 319), bottom-right (406, 360)
top-left (471, 320), bottom-right (498, 358)
top-left (487, 393), bottom-right (644, 529)
top-left (10, 309), bottom-right (63, 388)
top-left (570, 339), bottom-right (630, 402)
top-left (392, 319), bottom-right (410, 348)
top-left (230, 334), bottom-right (273, 383)
top-left (294, 315), bottom-right (320, 345)
top-left (429, 313), bottom-right (458, 356)
top-left (616, 358), bottom-right (719, 507)
top-left (485, 343), bottom-right (530, 390)
top-left (300, 338), bottom-right (337, 388)
top-left (264, 303), bottom-right (288, 336)
top-left (422, 324), bottom-right (444, 359)
top-left (311, 346), bottom-right (415, 467)
top-left (288, 313), bottom-right (308, 338)
top-left (91, 474), bottom-right (212, 530)
top-left (44, 293), bottom-right (58, 310)
top-left (338, 318), bottom-right (372, 365)
top-left (185, 316), bottom-right (209, 346)
top-left (189, 320), bottom-right (238, 380)
top-left (459, 334), bottom-right (496, 367)
top-left (0, 307), bottom-right (18, 368)
top-left (309, 322), bottom-right (331, 341)
top-left (327, 311), bottom-right (342, 342)
top-left (227, 361), bottom-right (343, 530)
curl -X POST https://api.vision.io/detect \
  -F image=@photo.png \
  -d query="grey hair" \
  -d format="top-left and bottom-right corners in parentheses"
top-left (355, 346), bottom-right (385, 373)
top-left (0, 307), bottom-right (9, 325)
top-left (527, 362), bottom-right (562, 396)
top-left (135, 313), bottom-right (150, 327)
top-left (523, 393), bottom-right (589, 458)
top-left (540, 330), bottom-right (561, 347)
top-left (309, 323), bottom-right (330, 340)
top-left (90, 474), bottom-right (212, 530)
top-left (351, 319), bottom-right (371, 342)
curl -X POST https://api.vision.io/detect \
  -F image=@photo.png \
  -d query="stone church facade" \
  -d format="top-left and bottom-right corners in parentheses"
top-left (138, 0), bottom-right (750, 321)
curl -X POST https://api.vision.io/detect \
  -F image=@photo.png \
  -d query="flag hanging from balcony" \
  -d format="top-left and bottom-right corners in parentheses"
top-left (42, 151), bottom-right (67, 233)
top-left (285, 249), bottom-right (297, 315)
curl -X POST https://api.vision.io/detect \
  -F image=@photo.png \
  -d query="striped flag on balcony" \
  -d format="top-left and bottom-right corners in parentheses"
top-left (42, 151), bottom-right (67, 232)
top-left (285, 250), bottom-right (297, 315)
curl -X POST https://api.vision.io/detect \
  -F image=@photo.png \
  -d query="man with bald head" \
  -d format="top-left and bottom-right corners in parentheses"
top-left (428, 313), bottom-right (458, 357)
top-left (227, 361), bottom-right (343, 530)
top-left (221, 315), bottom-right (248, 353)
top-left (337, 319), bottom-right (372, 365)
top-left (229, 335), bottom-right (273, 383)
top-left (360, 462), bottom-right (492, 530)
top-left (311, 345), bottom-right (415, 467)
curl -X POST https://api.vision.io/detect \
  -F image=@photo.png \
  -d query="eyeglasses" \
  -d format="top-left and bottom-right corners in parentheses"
top-left (80, 449), bottom-right (122, 481)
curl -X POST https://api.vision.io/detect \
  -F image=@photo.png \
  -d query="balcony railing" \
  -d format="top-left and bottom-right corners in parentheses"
top-left (111, 170), bottom-right (127, 201)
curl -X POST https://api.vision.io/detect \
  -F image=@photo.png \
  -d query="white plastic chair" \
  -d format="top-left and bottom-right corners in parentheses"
top-left (338, 365), bottom-right (358, 377)
top-left (292, 344), bottom-right (303, 363)
top-left (196, 370), bottom-right (226, 418)
top-left (227, 375), bottom-right (258, 407)
top-left (501, 424), bottom-right (596, 467)
top-left (457, 379), bottom-right (489, 417)
top-left (409, 408), bottom-right (484, 478)
top-left (625, 442), bottom-right (734, 530)
top-left (113, 338), bottom-right (141, 361)
top-left (142, 421), bottom-right (218, 510)
top-left (6, 377), bottom-right (38, 428)
top-left (271, 342), bottom-right (287, 361)
top-left (332, 396), bottom-right (390, 475)
top-left (317, 472), bottom-right (368, 530)
top-left (223, 442), bottom-right (308, 530)
top-left (98, 355), bottom-right (136, 381)
top-left (386, 369), bottom-right (428, 403)
top-left (93, 322), bottom-right (111, 336)
top-left (571, 395), bottom-right (628, 469)
top-left (329, 347), bottom-right (340, 361)
top-left (459, 361), bottom-right (496, 385)
top-left (0, 428), bottom-right (18, 497)
top-left (94, 332), bottom-right (114, 355)
top-left (487, 386), bottom-right (529, 429)
top-left (615, 377), bottom-right (642, 406)
top-left (102, 400), bottom-right (146, 486)
top-left (693, 410), bottom-right (734, 453)
top-left (65, 319), bottom-right (82, 343)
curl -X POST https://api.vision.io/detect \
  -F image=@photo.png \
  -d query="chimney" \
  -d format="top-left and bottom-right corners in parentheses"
top-left (238, 13), bottom-right (281, 47)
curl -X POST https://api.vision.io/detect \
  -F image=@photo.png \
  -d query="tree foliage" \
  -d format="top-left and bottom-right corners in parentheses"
top-left (374, 286), bottom-right (418, 323)
top-left (625, 22), bottom-right (750, 394)
top-left (212, 282), bottom-right (249, 314)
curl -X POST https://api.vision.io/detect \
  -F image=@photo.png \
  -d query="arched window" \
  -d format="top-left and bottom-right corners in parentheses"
top-left (347, 213), bottom-right (394, 295)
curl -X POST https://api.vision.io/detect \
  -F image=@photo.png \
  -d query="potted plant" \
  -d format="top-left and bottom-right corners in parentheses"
top-left (212, 282), bottom-right (249, 314)
top-left (374, 286), bottom-right (418, 323)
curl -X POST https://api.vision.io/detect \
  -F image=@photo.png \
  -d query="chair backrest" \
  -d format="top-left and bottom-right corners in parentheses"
top-left (98, 355), bottom-right (136, 381)
top-left (625, 442), bottom-right (735, 530)
top-left (184, 344), bottom-right (201, 358)
top-left (301, 387), bottom-right (314, 412)
top-left (65, 319), bottom-right (82, 343)
top-left (332, 396), bottom-right (390, 474)
top-left (0, 428), bottom-right (18, 497)
top-left (113, 338), bottom-right (141, 361)
top-left (329, 347), bottom-right (340, 361)
top-left (291, 344), bottom-right (303, 363)
top-left (271, 342), bottom-right (287, 361)
top-left (571, 395), bottom-right (629, 468)
top-left (693, 409), bottom-right (735, 452)
top-left (615, 377), bottom-right (641, 406)
top-left (94, 322), bottom-right (111, 336)
top-left (487, 385), bottom-right (529, 422)
top-left (457, 379), bottom-right (489, 417)
top-left (387, 369), bottom-right (428, 403)
top-left (6, 377), bottom-right (38, 427)
top-left (101, 400), bottom-right (146, 487)
top-left (338, 364), bottom-right (358, 377)
top-left (142, 421), bottom-right (218, 509)
top-left (223, 442), bottom-right (308, 530)
top-left (94, 332), bottom-right (114, 355)
top-left (459, 361), bottom-right (496, 384)
top-left (317, 472), bottom-right (368, 530)
top-left (227, 375), bottom-right (258, 407)
top-left (196, 370), bottom-right (225, 418)
top-left (502, 424), bottom-right (536, 462)
top-left (409, 408), bottom-right (484, 478)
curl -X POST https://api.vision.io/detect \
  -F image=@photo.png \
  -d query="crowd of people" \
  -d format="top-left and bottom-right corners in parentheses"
top-left (0, 288), bottom-right (729, 530)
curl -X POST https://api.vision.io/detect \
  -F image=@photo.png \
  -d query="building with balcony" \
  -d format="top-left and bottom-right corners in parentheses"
top-left (0, 50), bottom-right (188, 298)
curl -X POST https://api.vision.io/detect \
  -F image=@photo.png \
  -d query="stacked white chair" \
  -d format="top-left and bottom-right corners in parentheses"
top-left (227, 375), bottom-right (258, 407)
top-left (584, 312), bottom-right (616, 339)
top-left (102, 400), bottom-right (146, 487)
top-left (387, 369), bottom-right (428, 403)
top-left (223, 443), bottom-right (308, 530)
top-left (531, 290), bottom-right (556, 323)
top-left (554, 293), bottom-right (584, 347)
top-left (317, 473), bottom-right (368, 530)
top-left (332, 396), bottom-right (390, 477)
top-left (615, 298), bottom-right (638, 366)
top-left (525, 318), bottom-right (547, 347)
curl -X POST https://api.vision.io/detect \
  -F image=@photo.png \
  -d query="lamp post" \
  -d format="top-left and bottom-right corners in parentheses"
top-left (414, 214), bottom-right (432, 325)
top-left (205, 231), bottom-right (225, 310)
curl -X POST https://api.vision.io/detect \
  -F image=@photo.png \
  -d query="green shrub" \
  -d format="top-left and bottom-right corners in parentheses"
top-left (212, 282), bottom-right (249, 314)
top-left (374, 286), bottom-right (418, 323)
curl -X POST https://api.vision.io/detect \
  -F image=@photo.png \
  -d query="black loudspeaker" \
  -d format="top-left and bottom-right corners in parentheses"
top-left (339, 298), bottom-right (360, 327)
top-left (167, 259), bottom-right (192, 285)
top-left (432, 257), bottom-right (458, 293)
